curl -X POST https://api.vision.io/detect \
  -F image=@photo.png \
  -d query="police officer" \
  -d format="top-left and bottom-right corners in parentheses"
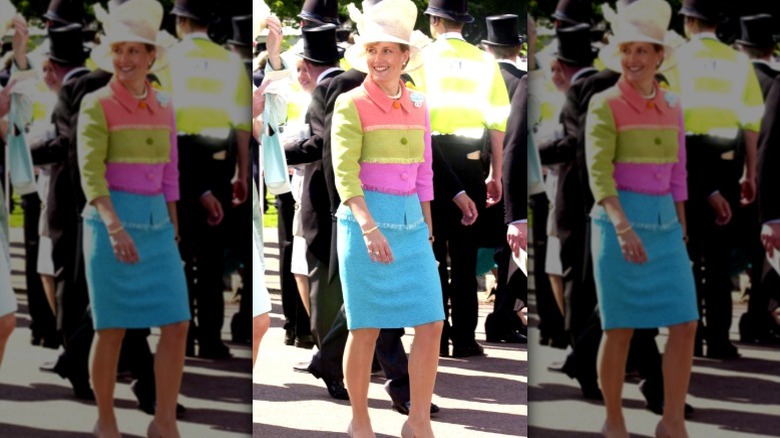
top-left (677, 0), bottom-right (764, 359)
top-left (169, 0), bottom-right (252, 359)
top-left (414, 0), bottom-right (509, 358)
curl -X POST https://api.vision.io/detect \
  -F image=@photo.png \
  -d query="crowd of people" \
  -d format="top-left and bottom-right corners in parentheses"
top-left (1, 0), bottom-right (253, 436)
top-left (529, 0), bottom-right (780, 436)
top-left (251, 0), bottom-right (526, 436)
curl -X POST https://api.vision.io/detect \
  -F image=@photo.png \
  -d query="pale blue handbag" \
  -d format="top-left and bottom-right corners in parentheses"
top-left (7, 93), bottom-right (37, 196)
top-left (261, 91), bottom-right (292, 195)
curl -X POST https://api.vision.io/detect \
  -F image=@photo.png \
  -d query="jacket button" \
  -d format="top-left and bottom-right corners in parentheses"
top-left (392, 101), bottom-right (401, 109)
top-left (401, 138), bottom-right (408, 145)
top-left (400, 173), bottom-right (408, 181)
top-left (654, 138), bottom-right (661, 145)
top-left (146, 138), bottom-right (154, 145)
top-left (655, 173), bottom-right (663, 180)
top-left (147, 173), bottom-right (155, 180)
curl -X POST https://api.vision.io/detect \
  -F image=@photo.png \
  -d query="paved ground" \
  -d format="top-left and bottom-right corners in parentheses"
top-left (0, 228), bottom-right (253, 437)
top-left (526, 250), bottom-right (780, 437)
top-left (253, 230), bottom-right (528, 437)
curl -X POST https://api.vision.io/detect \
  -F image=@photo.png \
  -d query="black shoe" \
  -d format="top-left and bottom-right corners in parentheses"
top-left (638, 379), bottom-right (694, 417)
top-left (72, 381), bottom-right (96, 401)
top-left (390, 401), bottom-right (440, 416)
top-left (284, 330), bottom-right (295, 346)
top-left (293, 361), bottom-right (312, 373)
top-left (40, 357), bottom-right (69, 379)
top-left (451, 341), bottom-right (485, 358)
top-left (439, 344), bottom-right (449, 357)
top-left (324, 379), bottom-right (349, 400)
top-left (295, 335), bottom-right (315, 349)
top-left (486, 329), bottom-right (527, 344)
top-left (706, 342), bottom-right (740, 360)
top-left (130, 380), bottom-right (186, 418)
top-left (198, 342), bottom-right (232, 359)
top-left (547, 361), bottom-right (566, 373)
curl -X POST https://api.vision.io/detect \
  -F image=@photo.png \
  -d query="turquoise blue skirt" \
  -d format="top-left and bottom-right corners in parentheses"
top-left (83, 191), bottom-right (190, 330)
top-left (590, 191), bottom-right (698, 330)
top-left (337, 191), bottom-right (444, 330)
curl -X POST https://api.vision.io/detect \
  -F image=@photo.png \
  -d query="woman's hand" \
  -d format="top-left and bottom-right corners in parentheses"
top-left (617, 226), bottom-right (647, 264)
top-left (109, 228), bottom-right (140, 264)
top-left (363, 228), bottom-right (394, 264)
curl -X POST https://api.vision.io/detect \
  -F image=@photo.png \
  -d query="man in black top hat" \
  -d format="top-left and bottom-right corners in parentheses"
top-left (21, 22), bottom-right (93, 400)
top-left (736, 15), bottom-right (778, 99)
top-left (480, 13), bottom-right (527, 345)
top-left (734, 13), bottom-right (780, 345)
top-left (299, 0), bottom-right (341, 26)
top-left (284, 24), bottom-right (345, 351)
top-left (483, 14), bottom-right (525, 98)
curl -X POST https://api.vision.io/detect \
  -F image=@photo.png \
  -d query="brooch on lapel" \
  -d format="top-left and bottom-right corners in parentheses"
top-left (664, 92), bottom-right (678, 108)
top-left (410, 92), bottom-right (424, 108)
top-left (156, 91), bottom-right (171, 108)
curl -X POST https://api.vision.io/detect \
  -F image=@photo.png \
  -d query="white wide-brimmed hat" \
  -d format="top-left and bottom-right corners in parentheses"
top-left (344, 0), bottom-right (423, 73)
top-left (91, 0), bottom-right (168, 73)
top-left (599, 0), bottom-right (677, 73)
top-left (1, 0), bottom-right (17, 34)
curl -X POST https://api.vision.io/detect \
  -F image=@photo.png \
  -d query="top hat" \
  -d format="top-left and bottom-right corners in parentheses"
top-left (347, 0), bottom-right (423, 73)
top-left (482, 14), bottom-right (521, 47)
top-left (46, 23), bottom-right (90, 65)
top-left (600, 0), bottom-right (676, 73)
top-left (736, 14), bottom-right (776, 48)
top-left (424, 0), bottom-right (474, 24)
top-left (228, 15), bottom-right (252, 47)
top-left (555, 23), bottom-right (598, 65)
top-left (299, 0), bottom-right (341, 25)
top-left (92, 0), bottom-right (168, 73)
top-left (44, 0), bottom-right (85, 25)
top-left (171, 0), bottom-right (213, 22)
top-left (678, 0), bottom-right (722, 23)
top-left (298, 24), bottom-right (345, 64)
top-left (552, 0), bottom-right (591, 25)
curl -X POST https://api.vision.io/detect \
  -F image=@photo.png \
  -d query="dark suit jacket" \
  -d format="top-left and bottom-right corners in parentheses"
top-left (757, 75), bottom-right (780, 223)
top-left (503, 76), bottom-right (527, 224)
top-left (753, 61), bottom-right (779, 99)
top-left (30, 67), bottom-right (92, 271)
top-left (499, 61), bottom-right (526, 100)
top-left (537, 68), bottom-right (600, 247)
top-left (285, 68), bottom-right (345, 263)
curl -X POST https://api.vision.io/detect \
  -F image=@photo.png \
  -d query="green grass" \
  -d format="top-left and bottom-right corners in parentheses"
top-left (263, 191), bottom-right (278, 229)
top-left (9, 192), bottom-right (24, 229)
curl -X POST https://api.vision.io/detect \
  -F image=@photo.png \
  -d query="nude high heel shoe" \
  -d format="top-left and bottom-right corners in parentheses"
top-left (401, 420), bottom-right (414, 438)
top-left (147, 421), bottom-right (161, 438)
top-left (347, 420), bottom-right (353, 437)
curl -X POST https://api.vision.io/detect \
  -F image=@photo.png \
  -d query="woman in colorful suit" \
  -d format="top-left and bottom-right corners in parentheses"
top-left (77, 1), bottom-right (189, 436)
top-left (331, 0), bottom-right (444, 436)
top-left (584, 1), bottom-right (698, 437)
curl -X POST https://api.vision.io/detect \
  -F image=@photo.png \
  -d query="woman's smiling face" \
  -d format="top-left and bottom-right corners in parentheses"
top-left (111, 42), bottom-right (155, 85)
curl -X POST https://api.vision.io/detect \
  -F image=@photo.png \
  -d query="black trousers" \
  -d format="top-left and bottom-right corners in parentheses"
top-left (22, 192), bottom-right (57, 346)
top-left (307, 223), bottom-right (343, 347)
top-left (178, 179), bottom-right (231, 348)
top-left (275, 192), bottom-right (310, 339)
top-left (686, 183), bottom-right (739, 347)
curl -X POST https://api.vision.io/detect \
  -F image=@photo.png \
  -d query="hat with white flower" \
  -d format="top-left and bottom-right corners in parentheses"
top-left (599, 0), bottom-right (677, 73)
top-left (344, 0), bottom-right (423, 73)
top-left (92, 0), bottom-right (169, 73)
